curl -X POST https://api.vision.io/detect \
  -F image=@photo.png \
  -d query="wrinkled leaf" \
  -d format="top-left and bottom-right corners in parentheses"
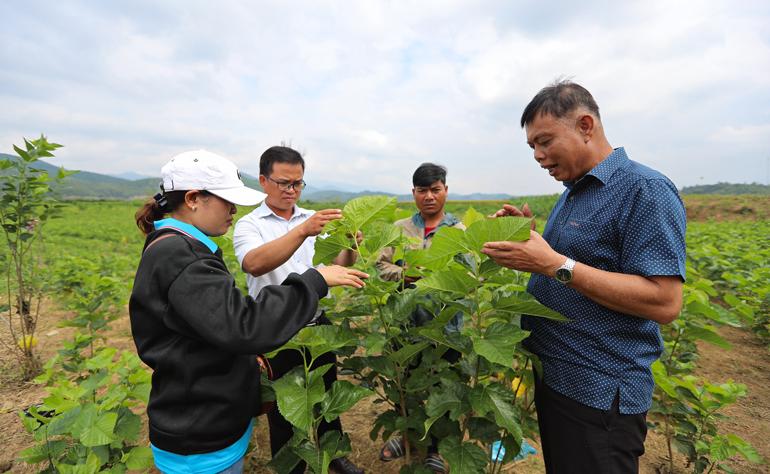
top-left (464, 216), bottom-right (531, 253)
top-left (471, 322), bottom-right (529, 367)
top-left (320, 380), bottom-right (372, 422)
top-left (438, 436), bottom-right (488, 473)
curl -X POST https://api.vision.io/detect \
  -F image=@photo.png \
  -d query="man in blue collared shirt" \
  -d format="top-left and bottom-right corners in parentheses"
top-left (483, 80), bottom-right (686, 473)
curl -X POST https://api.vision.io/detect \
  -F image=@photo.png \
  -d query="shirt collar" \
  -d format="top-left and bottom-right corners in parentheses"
top-left (564, 147), bottom-right (628, 190)
top-left (253, 201), bottom-right (313, 220)
top-left (411, 211), bottom-right (460, 229)
top-left (153, 218), bottom-right (218, 253)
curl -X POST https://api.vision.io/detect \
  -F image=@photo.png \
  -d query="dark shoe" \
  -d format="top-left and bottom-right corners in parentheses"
top-left (379, 436), bottom-right (405, 462)
top-left (424, 452), bottom-right (447, 473)
top-left (330, 456), bottom-right (364, 474)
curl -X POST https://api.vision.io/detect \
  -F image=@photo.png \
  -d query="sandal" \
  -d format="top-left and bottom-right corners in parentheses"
top-left (379, 436), bottom-right (405, 462)
top-left (424, 452), bottom-right (447, 473)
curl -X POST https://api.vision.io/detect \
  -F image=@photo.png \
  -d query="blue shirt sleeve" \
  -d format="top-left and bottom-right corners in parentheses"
top-left (619, 177), bottom-right (687, 280)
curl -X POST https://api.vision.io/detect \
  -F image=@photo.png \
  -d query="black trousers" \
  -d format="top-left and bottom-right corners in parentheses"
top-left (534, 376), bottom-right (647, 474)
top-left (267, 318), bottom-right (343, 474)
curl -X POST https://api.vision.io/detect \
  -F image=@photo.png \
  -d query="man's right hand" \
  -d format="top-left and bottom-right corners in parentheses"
top-left (490, 203), bottom-right (536, 230)
top-left (300, 209), bottom-right (343, 237)
top-left (317, 265), bottom-right (369, 288)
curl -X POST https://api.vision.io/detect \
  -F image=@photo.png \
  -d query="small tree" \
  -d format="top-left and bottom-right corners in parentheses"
top-left (0, 135), bottom-right (71, 379)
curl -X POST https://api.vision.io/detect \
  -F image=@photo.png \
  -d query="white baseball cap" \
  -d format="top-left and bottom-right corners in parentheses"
top-left (160, 150), bottom-right (266, 206)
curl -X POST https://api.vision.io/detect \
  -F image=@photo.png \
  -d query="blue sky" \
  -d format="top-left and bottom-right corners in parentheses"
top-left (1, 0), bottom-right (769, 195)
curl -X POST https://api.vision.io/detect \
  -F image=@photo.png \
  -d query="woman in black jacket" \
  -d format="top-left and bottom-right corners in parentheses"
top-left (129, 150), bottom-right (367, 474)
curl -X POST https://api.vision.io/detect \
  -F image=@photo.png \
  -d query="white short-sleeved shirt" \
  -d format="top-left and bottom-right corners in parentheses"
top-left (233, 202), bottom-right (317, 299)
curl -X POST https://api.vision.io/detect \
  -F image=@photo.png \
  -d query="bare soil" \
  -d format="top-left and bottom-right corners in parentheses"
top-left (683, 195), bottom-right (770, 221)
top-left (2, 305), bottom-right (768, 473)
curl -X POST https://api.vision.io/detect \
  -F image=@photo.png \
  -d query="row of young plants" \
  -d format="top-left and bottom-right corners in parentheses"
top-left (686, 221), bottom-right (770, 345)
top-left (0, 138), bottom-right (152, 473)
top-left (19, 256), bottom-right (154, 473)
top-left (265, 196), bottom-right (767, 473)
top-left (3, 138), bottom-right (764, 473)
top-left (266, 196), bottom-right (563, 473)
top-left (647, 220), bottom-right (768, 473)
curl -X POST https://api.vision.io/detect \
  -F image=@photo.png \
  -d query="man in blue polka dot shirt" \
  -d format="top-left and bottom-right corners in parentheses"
top-left (482, 80), bottom-right (686, 473)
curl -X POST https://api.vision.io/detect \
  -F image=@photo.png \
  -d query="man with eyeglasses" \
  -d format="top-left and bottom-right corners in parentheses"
top-left (233, 145), bottom-right (364, 474)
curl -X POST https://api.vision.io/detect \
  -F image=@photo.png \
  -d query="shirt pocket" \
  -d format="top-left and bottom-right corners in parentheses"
top-left (561, 219), bottom-right (618, 272)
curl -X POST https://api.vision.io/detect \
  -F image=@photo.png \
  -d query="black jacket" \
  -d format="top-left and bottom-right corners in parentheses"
top-left (129, 228), bottom-right (325, 454)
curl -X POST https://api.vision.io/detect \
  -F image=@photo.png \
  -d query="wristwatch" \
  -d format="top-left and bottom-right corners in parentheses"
top-left (555, 257), bottom-right (576, 284)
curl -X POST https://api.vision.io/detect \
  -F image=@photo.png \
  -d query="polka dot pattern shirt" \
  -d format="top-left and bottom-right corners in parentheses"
top-left (523, 147), bottom-right (687, 414)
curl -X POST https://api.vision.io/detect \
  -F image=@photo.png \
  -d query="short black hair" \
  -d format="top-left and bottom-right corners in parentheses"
top-left (259, 146), bottom-right (305, 176)
top-left (412, 163), bottom-right (447, 187)
top-left (520, 80), bottom-right (601, 128)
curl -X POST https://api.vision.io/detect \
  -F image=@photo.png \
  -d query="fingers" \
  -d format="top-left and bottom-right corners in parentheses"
top-left (320, 266), bottom-right (369, 288)
top-left (317, 208), bottom-right (343, 216)
top-left (490, 204), bottom-right (529, 218)
top-left (338, 268), bottom-right (368, 288)
top-left (315, 209), bottom-right (343, 222)
top-left (347, 269), bottom-right (369, 279)
top-left (482, 240), bottom-right (516, 251)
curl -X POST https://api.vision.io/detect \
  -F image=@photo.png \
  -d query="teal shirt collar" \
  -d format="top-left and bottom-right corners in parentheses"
top-left (153, 218), bottom-right (219, 253)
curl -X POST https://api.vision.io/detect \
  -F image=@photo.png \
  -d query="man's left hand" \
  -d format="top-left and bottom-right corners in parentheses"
top-left (481, 230), bottom-right (564, 276)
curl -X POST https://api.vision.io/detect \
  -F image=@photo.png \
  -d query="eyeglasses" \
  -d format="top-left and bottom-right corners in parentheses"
top-left (266, 176), bottom-right (306, 191)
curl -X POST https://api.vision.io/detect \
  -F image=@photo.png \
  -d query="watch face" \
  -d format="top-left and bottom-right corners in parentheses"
top-left (556, 268), bottom-right (572, 283)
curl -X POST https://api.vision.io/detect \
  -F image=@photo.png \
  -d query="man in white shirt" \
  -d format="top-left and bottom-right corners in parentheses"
top-left (233, 145), bottom-right (363, 474)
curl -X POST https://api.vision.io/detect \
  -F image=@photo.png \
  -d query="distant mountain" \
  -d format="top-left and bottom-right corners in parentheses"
top-left (108, 172), bottom-right (152, 181)
top-left (10, 152), bottom-right (764, 201)
top-left (301, 191), bottom-right (515, 202)
top-left (680, 182), bottom-right (770, 195)
top-left (1, 153), bottom-right (515, 202)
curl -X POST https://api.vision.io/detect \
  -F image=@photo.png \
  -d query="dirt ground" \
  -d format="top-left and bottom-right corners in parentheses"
top-left (2, 305), bottom-right (768, 473)
top-left (683, 194), bottom-right (770, 221)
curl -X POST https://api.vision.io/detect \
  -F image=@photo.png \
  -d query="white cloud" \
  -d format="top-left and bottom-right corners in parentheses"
top-left (1, 0), bottom-right (769, 195)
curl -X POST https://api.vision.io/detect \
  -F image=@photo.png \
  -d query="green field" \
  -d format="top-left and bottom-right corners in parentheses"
top-left (1, 196), bottom-right (769, 473)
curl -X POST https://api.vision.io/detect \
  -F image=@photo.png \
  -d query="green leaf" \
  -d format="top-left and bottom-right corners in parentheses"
top-left (55, 451), bottom-right (101, 474)
top-left (77, 409), bottom-right (117, 447)
top-left (293, 439), bottom-right (327, 474)
top-left (123, 446), bottom-right (154, 470)
top-left (438, 437), bottom-right (488, 473)
top-left (114, 409), bottom-right (142, 442)
top-left (268, 442), bottom-right (302, 474)
top-left (273, 366), bottom-right (329, 434)
top-left (462, 207), bottom-right (486, 227)
top-left (390, 341), bottom-right (431, 366)
top-left (724, 434), bottom-right (764, 464)
top-left (319, 428), bottom-right (352, 461)
top-left (494, 295), bottom-right (568, 321)
top-left (420, 227), bottom-right (471, 268)
top-left (341, 195), bottom-right (397, 231)
top-left (46, 406), bottom-right (83, 436)
top-left (468, 383), bottom-right (523, 443)
top-left (360, 222), bottom-right (402, 261)
top-left (313, 232), bottom-right (350, 265)
top-left (320, 380), bottom-right (373, 422)
top-left (18, 440), bottom-right (67, 463)
top-left (278, 324), bottom-right (357, 362)
top-left (14, 144), bottom-right (32, 161)
top-left (423, 381), bottom-right (465, 436)
top-left (415, 268), bottom-right (478, 296)
top-left (687, 325), bottom-right (731, 349)
top-left (471, 322), bottom-right (529, 367)
top-left (463, 216), bottom-right (531, 253)
top-left (364, 332), bottom-right (387, 355)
